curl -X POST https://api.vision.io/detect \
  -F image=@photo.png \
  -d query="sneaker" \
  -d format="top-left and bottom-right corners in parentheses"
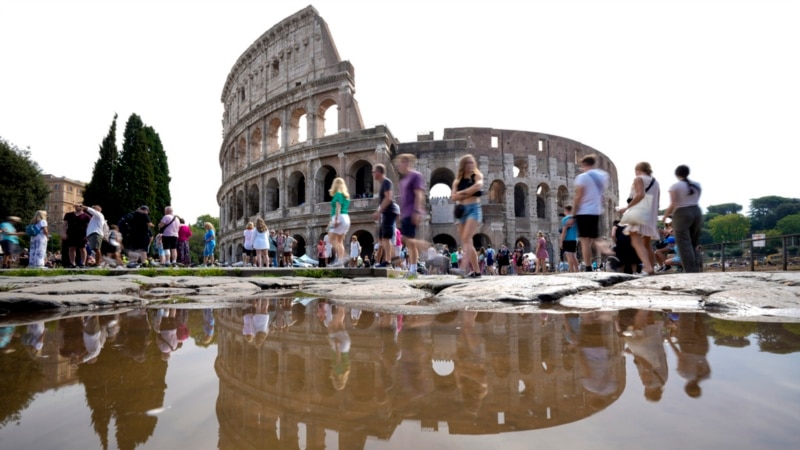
top-left (330, 260), bottom-right (345, 268)
top-left (607, 256), bottom-right (620, 271)
top-left (374, 262), bottom-right (388, 268)
top-left (467, 272), bottom-right (481, 279)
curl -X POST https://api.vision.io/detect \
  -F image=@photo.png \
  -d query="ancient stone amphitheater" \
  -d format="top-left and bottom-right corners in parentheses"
top-left (217, 6), bottom-right (619, 265)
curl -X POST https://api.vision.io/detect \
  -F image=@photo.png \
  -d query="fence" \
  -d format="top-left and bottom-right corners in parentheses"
top-left (698, 233), bottom-right (800, 272)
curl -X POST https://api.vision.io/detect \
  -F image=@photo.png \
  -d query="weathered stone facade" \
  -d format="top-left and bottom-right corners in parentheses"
top-left (217, 6), bottom-right (619, 264)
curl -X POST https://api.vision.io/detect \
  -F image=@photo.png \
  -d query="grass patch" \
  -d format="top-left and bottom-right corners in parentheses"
top-left (2, 268), bottom-right (72, 277)
top-left (0, 283), bottom-right (20, 292)
top-left (294, 268), bottom-right (341, 278)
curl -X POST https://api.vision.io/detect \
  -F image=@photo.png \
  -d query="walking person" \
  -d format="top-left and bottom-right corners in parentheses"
top-left (535, 231), bottom-right (549, 274)
top-left (349, 235), bottom-right (361, 267)
top-left (27, 210), bottom-right (49, 268)
top-left (663, 165), bottom-right (703, 273)
top-left (126, 206), bottom-right (154, 265)
top-left (395, 153), bottom-right (426, 277)
top-left (253, 218), bottom-right (269, 267)
top-left (451, 154), bottom-right (483, 278)
top-left (83, 205), bottom-right (105, 267)
top-left (617, 162), bottom-right (660, 275)
top-left (327, 177), bottom-right (351, 267)
top-left (560, 205), bottom-right (580, 272)
top-left (203, 222), bottom-right (216, 266)
top-left (316, 238), bottom-right (327, 268)
top-left (158, 206), bottom-right (180, 266)
top-left (282, 231), bottom-right (296, 267)
top-left (1, 216), bottom-right (23, 269)
top-left (572, 154), bottom-right (612, 271)
top-left (371, 163), bottom-right (398, 267)
top-left (177, 217), bottom-right (192, 266)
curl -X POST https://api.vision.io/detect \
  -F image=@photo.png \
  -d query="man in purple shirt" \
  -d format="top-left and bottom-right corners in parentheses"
top-left (395, 153), bottom-right (426, 276)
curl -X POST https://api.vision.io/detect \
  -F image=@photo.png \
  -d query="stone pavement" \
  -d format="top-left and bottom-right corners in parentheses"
top-left (1, 271), bottom-right (799, 324)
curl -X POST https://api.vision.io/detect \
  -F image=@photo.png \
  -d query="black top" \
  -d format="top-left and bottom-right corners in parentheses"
top-left (456, 174), bottom-right (482, 197)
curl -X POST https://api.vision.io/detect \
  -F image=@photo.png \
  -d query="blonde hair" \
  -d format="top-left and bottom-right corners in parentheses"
top-left (31, 210), bottom-right (47, 224)
top-left (537, 231), bottom-right (545, 237)
top-left (204, 222), bottom-right (215, 231)
top-left (246, 221), bottom-right (254, 230)
top-left (456, 153), bottom-right (482, 182)
top-left (328, 177), bottom-right (350, 199)
top-left (255, 217), bottom-right (267, 233)
top-left (635, 161), bottom-right (653, 175)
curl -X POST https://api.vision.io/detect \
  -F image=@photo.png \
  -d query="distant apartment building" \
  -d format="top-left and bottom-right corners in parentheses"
top-left (42, 174), bottom-right (85, 237)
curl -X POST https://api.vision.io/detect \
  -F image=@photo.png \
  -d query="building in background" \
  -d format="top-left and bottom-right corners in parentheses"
top-left (42, 174), bottom-right (85, 237)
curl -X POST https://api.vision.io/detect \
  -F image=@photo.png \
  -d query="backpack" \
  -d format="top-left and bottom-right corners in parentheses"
top-left (25, 224), bottom-right (40, 237)
top-left (117, 212), bottom-right (134, 236)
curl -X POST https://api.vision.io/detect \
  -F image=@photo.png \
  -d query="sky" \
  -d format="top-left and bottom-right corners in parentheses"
top-left (2, 0), bottom-right (798, 224)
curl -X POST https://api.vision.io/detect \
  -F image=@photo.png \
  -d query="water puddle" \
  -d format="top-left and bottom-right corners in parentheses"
top-left (1, 299), bottom-right (799, 449)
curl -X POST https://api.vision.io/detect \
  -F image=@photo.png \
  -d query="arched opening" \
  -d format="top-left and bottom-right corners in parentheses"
top-left (557, 185), bottom-right (570, 211)
top-left (433, 234), bottom-right (458, 253)
top-left (226, 145), bottom-right (235, 177)
top-left (265, 178), bottom-right (279, 212)
top-left (237, 137), bottom-right (247, 171)
top-left (515, 236), bottom-right (532, 252)
top-left (292, 234), bottom-right (306, 257)
top-left (287, 171), bottom-right (306, 207)
top-left (429, 167), bottom-right (455, 200)
top-left (316, 165), bottom-right (337, 203)
top-left (514, 158), bottom-right (528, 178)
top-left (267, 118), bottom-right (282, 154)
top-left (247, 184), bottom-right (259, 218)
top-left (317, 98), bottom-right (338, 137)
top-left (287, 354), bottom-right (305, 391)
top-left (264, 350), bottom-right (279, 385)
top-left (488, 180), bottom-right (505, 204)
top-left (514, 183), bottom-right (529, 218)
top-left (227, 196), bottom-right (234, 227)
top-left (289, 108), bottom-right (307, 146)
top-left (250, 127), bottom-right (263, 163)
top-left (537, 183), bottom-right (550, 219)
top-left (351, 161), bottom-right (373, 199)
top-left (351, 229), bottom-right (374, 260)
top-left (474, 233), bottom-right (492, 251)
top-left (236, 190), bottom-right (244, 220)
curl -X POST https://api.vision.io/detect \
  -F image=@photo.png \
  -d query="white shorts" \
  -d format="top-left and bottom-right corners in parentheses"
top-left (329, 214), bottom-right (351, 235)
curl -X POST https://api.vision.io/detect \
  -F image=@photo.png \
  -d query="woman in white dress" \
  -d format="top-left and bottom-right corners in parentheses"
top-left (27, 210), bottom-right (49, 268)
top-left (253, 218), bottom-right (270, 267)
top-left (617, 162), bottom-right (660, 275)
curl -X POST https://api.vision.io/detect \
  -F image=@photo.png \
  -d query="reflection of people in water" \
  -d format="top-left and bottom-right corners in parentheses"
top-left (454, 311), bottom-right (489, 416)
top-left (668, 313), bottom-right (711, 398)
top-left (242, 303), bottom-right (255, 343)
top-left (320, 302), bottom-right (351, 390)
top-left (252, 299), bottom-right (271, 347)
top-left (201, 309), bottom-right (215, 345)
top-left (622, 310), bottom-right (669, 402)
top-left (117, 309), bottom-right (152, 362)
top-left (153, 309), bottom-right (179, 361)
top-left (22, 321), bottom-right (45, 358)
top-left (576, 312), bottom-right (621, 399)
top-left (70, 316), bottom-right (108, 365)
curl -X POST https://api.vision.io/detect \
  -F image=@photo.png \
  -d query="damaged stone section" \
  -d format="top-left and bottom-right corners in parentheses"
top-left (1, 272), bottom-right (800, 323)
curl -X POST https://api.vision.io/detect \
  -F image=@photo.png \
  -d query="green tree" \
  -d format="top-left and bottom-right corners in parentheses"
top-left (707, 203), bottom-right (742, 216)
top-left (0, 137), bottom-right (49, 221)
top-left (749, 196), bottom-right (800, 232)
top-left (708, 213), bottom-right (750, 243)
top-left (189, 214), bottom-right (220, 265)
top-left (144, 126), bottom-right (171, 213)
top-left (776, 213), bottom-right (800, 236)
top-left (83, 114), bottom-right (120, 220)
top-left (113, 114), bottom-right (157, 223)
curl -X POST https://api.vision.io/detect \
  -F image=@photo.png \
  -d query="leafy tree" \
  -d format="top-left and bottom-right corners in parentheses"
top-left (707, 203), bottom-right (742, 216)
top-left (83, 114), bottom-right (120, 220)
top-left (0, 137), bottom-right (49, 221)
top-left (189, 214), bottom-right (220, 264)
top-left (776, 213), bottom-right (800, 236)
top-left (708, 213), bottom-right (750, 243)
top-left (113, 114), bottom-right (157, 223)
top-left (749, 196), bottom-right (800, 231)
top-left (193, 214), bottom-right (219, 230)
top-left (144, 126), bottom-right (171, 214)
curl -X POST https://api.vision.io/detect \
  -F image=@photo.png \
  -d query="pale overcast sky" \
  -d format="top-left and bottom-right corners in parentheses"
top-left (1, 0), bottom-right (797, 223)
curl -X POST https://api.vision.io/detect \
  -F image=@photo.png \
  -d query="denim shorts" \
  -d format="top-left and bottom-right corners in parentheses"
top-left (456, 202), bottom-right (482, 225)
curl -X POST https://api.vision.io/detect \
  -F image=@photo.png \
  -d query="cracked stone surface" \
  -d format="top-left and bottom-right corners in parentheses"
top-left (1, 272), bottom-right (799, 323)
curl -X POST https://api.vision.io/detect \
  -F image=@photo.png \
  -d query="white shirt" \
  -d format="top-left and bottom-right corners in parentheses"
top-left (85, 207), bottom-right (106, 237)
top-left (574, 169), bottom-right (609, 215)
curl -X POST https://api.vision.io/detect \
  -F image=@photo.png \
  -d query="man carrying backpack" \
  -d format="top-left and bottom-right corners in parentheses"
top-left (124, 206), bottom-right (154, 265)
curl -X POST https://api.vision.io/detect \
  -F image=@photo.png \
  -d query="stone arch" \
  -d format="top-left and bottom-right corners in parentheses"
top-left (287, 354), bottom-right (305, 391)
top-left (265, 178), bottom-right (280, 212)
top-left (247, 184), bottom-right (259, 217)
top-left (226, 145), bottom-right (235, 177)
top-left (514, 182), bottom-right (529, 218)
top-left (227, 195), bottom-right (235, 227)
top-left (515, 236), bottom-right (532, 252)
top-left (316, 165), bottom-right (337, 203)
top-left (289, 107), bottom-right (307, 146)
top-left (349, 160), bottom-right (373, 198)
top-left (488, 180), bottom-right (505, 204)
top-left (292, 233), bottom-right (306, 257)
top-left (264, 349), bottom-right (279, 385)
top-left (236, 190), bottom-right (245, 220)
top-left (474, 233), bottom-right (492, 250)
top-left (287, 171), bottom-right (306, 206)
top-left (514, 158), bottom-right (528, 178)
top-left (317, 98), bottom-right (338, 137)
top-left (557, 185), bottom-right (570, 210)
top-left (267, 117), bottom-right (282, 154)
top-left (237, 137), bottom-right (247, 171)
top-left (250, 127), bottom-right (263, 162)
top-left (429, 167), bottom-right (455, 200)
top-left (536, 183), bottom-right (550, 219)
top-left (351, 229), bottom-right (374, 259)
top-left (433, 234), bottom-right (458, 253)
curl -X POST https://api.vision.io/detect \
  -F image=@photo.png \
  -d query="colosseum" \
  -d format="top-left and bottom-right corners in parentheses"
top-left (217, 6), bottom-right (619, 266)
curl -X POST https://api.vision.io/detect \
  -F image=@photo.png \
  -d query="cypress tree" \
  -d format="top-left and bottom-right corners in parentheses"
top-left (114, 113), bottom-right (156, 221)
top-left (83, 114), bottom-right (121, 220)
top-left (144, 125), bottom-right (171, 215)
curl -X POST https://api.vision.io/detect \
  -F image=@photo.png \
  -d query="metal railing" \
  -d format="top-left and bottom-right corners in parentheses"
top-left (698, 233), bottom-right (800, 272)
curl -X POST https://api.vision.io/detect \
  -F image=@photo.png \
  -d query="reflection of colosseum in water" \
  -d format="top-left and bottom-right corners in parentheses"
top-left (214, 302), bottom-right (624, 448)
top-left (216, 6), bottom-right (619, 262)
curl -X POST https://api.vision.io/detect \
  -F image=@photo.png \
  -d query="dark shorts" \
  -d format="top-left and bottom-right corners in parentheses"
top-left (131, 235), bottom-right (151, 252)
top-left (244, 248), bottom-right (256, 257)
top-left (87, 232), bottom-right (103, 251)
top-left (400, 217), bottom-right (417, 239)
top-left (575, 215), bottom-right (601, 239)
top-left (1, 240), bottom-right (20, 256)
top-left (162, 236), bottom-right (178, 250)
top-left (379, 213), bottom-right (397, 239)
top-left (268, 250), bottom-right (276, 257)
top-left (66, 235), bottom-right (87, 248)
top-left (498, 256), bottom-right (509, 266)
top-left (562, 240), bottom-right (578, 253)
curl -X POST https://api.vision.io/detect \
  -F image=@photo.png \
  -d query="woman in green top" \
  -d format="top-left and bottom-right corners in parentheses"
top-left (328, 177), bottom-right (351, 267)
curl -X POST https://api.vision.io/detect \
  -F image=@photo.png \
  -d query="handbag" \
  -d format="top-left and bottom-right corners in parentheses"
top-left (620, 178), bottom-right (656, 226)
top-left (454, 204), bottom-right (465, 219)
